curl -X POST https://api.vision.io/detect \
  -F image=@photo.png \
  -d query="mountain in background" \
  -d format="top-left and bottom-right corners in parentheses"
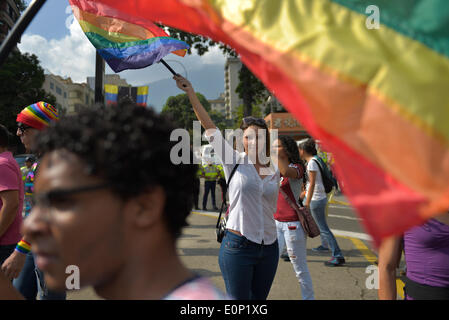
top-left (145, 64), bottom-right (225, 112)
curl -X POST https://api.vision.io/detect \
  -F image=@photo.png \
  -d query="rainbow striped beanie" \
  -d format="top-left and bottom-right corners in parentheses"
top-left (16, 101), bottom-right (59, 131)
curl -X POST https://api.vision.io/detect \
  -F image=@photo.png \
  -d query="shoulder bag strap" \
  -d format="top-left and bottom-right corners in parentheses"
top-left (216, 164), bottom-right (240, 228)
top-left (311, 157), bottom-right (325, 184)
top-left (279, 188), bottom-right (306, 225)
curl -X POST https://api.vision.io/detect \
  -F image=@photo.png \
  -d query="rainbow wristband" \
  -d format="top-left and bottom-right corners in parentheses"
top-left (15, 239), bottom-right (31, 254)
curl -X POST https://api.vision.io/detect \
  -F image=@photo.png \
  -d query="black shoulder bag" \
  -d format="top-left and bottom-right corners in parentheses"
top-left (216, 164), bottom-right (240, 243)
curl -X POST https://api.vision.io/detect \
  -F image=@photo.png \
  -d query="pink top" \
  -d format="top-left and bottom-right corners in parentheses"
top-left (0, 152), bottom-right (23, 245)
top-left (163, 276), bottom-right (231, 300)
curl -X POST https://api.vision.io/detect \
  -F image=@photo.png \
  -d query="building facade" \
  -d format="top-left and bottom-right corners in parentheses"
top-left (0, 0), bottom-right (20, 45)
top-left (264, 112), bottom-right (310, 141)
top-left (87, 74), bottom-right (130, 91)
top-left (224, 57), bottom-right (243, 119)
top-left (208, 93), bottom-right (226, 116)
top-left (43, 73), bottom-right (95, 115)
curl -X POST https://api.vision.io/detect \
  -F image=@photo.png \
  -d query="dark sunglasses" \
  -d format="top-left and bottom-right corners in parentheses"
top-left (242, 117), bottom-right (267, 128)
top-left (32, 183), bottom-right (110, 208)
top-left (17, 123), bottom-right (32, 133)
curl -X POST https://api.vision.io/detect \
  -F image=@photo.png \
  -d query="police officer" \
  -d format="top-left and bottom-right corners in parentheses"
top-left (20, 156), bottom-right (34, 183)
top-left (200, 160), bottom-right (220, 211)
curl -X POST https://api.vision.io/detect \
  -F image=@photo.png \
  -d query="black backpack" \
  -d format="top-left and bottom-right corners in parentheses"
top-left (312, 157), bottom-right (334, 194)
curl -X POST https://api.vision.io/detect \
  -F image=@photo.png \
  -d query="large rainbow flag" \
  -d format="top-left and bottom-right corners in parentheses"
top-left (68, 0), bottom-right (189, 72)
top-left (91, 0), bottom-right (449, 245)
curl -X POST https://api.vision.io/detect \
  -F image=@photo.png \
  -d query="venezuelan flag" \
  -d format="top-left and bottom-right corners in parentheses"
top-left (104, 84), bottom-right (118, 105)
top-left (94, 0), bottom-right (449, 245)
top-left (68, 0), bottom-right (189, 72)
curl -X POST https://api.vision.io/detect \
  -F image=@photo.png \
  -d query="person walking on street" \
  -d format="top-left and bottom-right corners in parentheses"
top-left (273, 135), bottom-right (315, 299)
top-left (0, 125), bottom-right (23, 267)
top-left (200, 161), bottom-right (220, 211)
top-left (1, 102), bottom-right (65, 300)
top-left (174, 74), bottom-right (280, 300)
top-left (0, 102), bottom-right (230, 300)
top-left (299, 138), bottom-right (345, 267)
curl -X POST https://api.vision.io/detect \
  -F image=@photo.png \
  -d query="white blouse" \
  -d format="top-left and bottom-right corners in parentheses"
top-left (205, 128), bottom-right (280, 245)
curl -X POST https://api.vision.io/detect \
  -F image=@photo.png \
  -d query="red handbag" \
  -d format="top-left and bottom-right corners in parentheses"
top-left (279, 189), bottom-right (320, 238)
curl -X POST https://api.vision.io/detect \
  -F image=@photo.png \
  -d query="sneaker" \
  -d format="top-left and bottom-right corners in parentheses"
top-left (213, 206), bottom-right (219, 211)
top-left (324, 257), bottom-right (345, 267)
top-left (280, 253), bottom-right (290, 262)
top-left (312, 245), bottom-right (330, 252)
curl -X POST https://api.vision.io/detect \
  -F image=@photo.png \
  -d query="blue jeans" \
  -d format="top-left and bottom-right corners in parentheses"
top-left (309, 197), bottom-right (344, 259)
top-left (218, 231), bottom-right (279, 300)
top-left (13, 252), bottom-right (66, 300)
top-left (203, 180), bottom-right (217, 209)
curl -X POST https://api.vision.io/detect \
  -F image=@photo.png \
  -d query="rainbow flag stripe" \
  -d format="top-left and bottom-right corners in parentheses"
top-left (68, 0), bottom-right (189, 72)
top-left (94, 0), bottom-right (449, 245)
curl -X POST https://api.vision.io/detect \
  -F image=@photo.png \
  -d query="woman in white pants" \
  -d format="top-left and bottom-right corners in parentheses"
top-left (273, 136), bottom-right (315, 300)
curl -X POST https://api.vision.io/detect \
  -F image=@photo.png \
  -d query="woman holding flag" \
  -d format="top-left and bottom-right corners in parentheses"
top-left (174, 74), bottom-right (281, 300)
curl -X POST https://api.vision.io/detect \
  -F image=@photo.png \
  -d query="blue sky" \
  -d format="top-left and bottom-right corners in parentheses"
top-left (19, 0), bottom-right (227, 108)
top-left (24, 0), bottom-right (70, 40)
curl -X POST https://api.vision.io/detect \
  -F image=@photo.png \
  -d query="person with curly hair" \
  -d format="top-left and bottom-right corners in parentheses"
top-left (174, 74), bottom-right (280, 300)
top-left (1, 102), bottom-right (228, 300)
top-left (273, 135), bottom-right (314, 299)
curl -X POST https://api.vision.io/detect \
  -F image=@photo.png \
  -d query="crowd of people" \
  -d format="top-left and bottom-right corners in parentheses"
top-left (0, 75), bottom-right (448, 300)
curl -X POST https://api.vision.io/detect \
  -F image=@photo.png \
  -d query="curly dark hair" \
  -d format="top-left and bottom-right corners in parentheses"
top-left (279, 135), bottom-right (300, 164)
top-left (279, 135), bottom-right (306, 180)
top-left (35, 102), bottom-right (196, 240)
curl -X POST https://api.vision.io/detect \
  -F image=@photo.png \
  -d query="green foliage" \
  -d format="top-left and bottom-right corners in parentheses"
top-left (209, 109), bottom-right (233, 132)
top-left (162, 26), bottom-right (237, 57)
top-left (14, 0), bottom-right (26, 12)
top-left (161, 92), bottom-right (211, 139)
top-left (235, 65), bottom-right (268, 117)
top-left (232, 104), bottom-right (262, 128)
top-left (0, 51), bottom-right (57, 137)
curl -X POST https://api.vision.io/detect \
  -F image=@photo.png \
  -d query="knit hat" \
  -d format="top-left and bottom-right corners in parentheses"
top-left (16, 101), bottom-right (59, 131)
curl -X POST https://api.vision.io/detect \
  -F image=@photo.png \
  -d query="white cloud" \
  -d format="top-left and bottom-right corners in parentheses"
top-left (18, 20), bottom-right (226, 86)
top-left (18, 20), bottom-right (96, 83)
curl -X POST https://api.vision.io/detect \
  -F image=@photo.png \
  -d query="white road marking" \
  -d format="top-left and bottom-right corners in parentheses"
top-left (327, 214), bottom-right (361, 221)
top-left (191, 211), bottom-right (372, 241)
top-left (331, 229), bottom-right (372, 241)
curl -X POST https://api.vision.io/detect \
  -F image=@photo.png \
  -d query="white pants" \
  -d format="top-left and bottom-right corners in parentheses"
top-left (276, 220), bottom-right (315, 300)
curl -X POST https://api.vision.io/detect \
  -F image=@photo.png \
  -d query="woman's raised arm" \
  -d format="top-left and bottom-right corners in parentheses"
top-left (174, 75), bottom-right (216, 131)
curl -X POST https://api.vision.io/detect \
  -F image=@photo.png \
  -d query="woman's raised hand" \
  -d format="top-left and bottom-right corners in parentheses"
top-left (174, 74), bottom-right (194, 93)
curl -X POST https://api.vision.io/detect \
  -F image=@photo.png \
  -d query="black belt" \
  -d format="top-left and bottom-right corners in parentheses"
top-left (403, 276), bottom-right (449, 300)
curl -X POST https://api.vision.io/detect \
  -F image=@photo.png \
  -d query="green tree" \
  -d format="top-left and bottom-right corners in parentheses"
top-left (161, 92), bottom-right (211, 138)
top-left (14, 0), bottom-right (27, 12)
top-left (232, 104), bottom-right (262, 128)
top-left (235, 64), bottom-right (269, 117)
top-left (0, 51), bottom-right (57, 150)
top-left (209, 109), bottom-right (233, 132)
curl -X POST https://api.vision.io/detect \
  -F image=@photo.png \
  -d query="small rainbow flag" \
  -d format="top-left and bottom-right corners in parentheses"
top-left (93, 0), bottom-right (449, 245)
top-left (69, 0), bottom-right (189, 72)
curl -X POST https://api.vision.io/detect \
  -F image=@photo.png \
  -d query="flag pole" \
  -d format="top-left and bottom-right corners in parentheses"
top-left (0, 0), bottom-right (47, 67)
top-left (160, 58), bottom-right (187, 88)
top-left (160, 58), bottom-right (178, 76)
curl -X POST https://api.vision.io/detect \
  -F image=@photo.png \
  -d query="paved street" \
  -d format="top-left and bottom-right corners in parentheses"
top-left (67, 182), bottom-right (406, 300)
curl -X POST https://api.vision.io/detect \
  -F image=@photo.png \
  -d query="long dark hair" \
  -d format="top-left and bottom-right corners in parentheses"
top-left (279, 135), bottom-right (306, 180)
